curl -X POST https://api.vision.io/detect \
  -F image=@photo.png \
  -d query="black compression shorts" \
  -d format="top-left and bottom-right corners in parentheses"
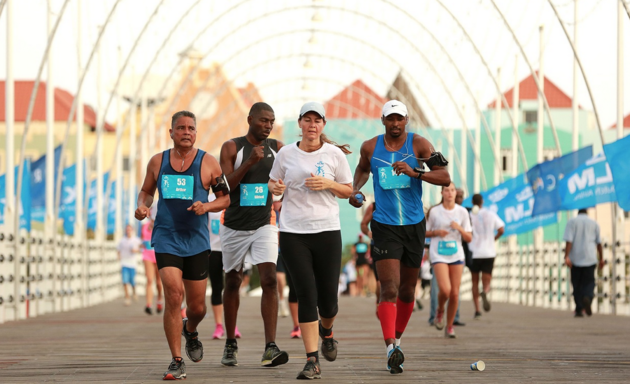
top-left (156, 250), bottom-right (210, 281)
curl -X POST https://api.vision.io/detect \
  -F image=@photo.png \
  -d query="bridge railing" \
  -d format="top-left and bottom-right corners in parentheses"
top-left (460, 239), bottom-right (630, 316)
top-left (0, 228), bottom-right (147, 324)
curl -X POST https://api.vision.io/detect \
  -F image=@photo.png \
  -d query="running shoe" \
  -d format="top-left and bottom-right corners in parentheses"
top-left (445, 326), bottom-right (456, 339)
top-left (319, 325), bottom-right (338, 362)
top-left (434, 310), bottom-right (445, 330)
top-left (221, 343), bottom-right (238, 366)
top-left (234, 326), bottom-right (242, 338)
top-left (453, 320), bottom-right (466, 326)
top-left (261, 343), bottom-right (289, 367)
top-left (474, 311), bottom-right (482, 320)
top-left (163, 358), bottom-right (186, 380)
top-left (296, 357), bottom-right (321, 380)
top-left (182, 319), bottom-right (204, 362)
top-left (145, 306), bottom-right (152, 315)
top-left (280, 300), bottom-right (289, 318)
top-left (157, 301), bottom-right (163, 314)
top-left (416, 299), bottom-right (423, 310)
top-left (291, 326), bottom-right (302, 339)
top-left (480, 292), bottom-right (491, 312)
top-left (583, 297), bottom-right (593, 316)
top-left (386, 346), bottom-right (404, 374)
top-left (213, 324), bottom-right (225, 339)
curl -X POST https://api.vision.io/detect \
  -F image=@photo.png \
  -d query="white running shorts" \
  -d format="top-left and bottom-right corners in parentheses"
top-left (220, 224), bottom-right (279, 273)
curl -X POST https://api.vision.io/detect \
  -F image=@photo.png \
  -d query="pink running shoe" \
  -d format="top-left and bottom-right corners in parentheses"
top-left (235, 326), bottom-right (242, 338)
top-left (290, 326), bottom-right (302, 339)
top-left (445, 326), bottom-right (456, 338)
top-left (213, 324), bottom-right (225, 339)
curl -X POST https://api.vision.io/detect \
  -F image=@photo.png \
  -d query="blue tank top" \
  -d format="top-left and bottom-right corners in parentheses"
top-left (152, 149), bottom-right (210, 256)
top-left (370, 133), bottom-right (424, 226)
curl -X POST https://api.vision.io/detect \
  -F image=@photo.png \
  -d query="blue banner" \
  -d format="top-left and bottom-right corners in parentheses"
top-left (557, 152), bottom-right (616, 210)
top-left (30, 146), bottom-right (62, 222)
top-left (603, 135), bottom-right (630, 211)
top-left (0, 160), bottom-right (32, 231)
top-left (465, 174), bottom-right (557, 236)
top-left (527, 146), bottom-right (592, 216)
top-left (106, 180), bottom-right (130, 235)
top-left (87, 173), bottom-right (110, 231)
top-left (59, 163), bottom-right (87, 235)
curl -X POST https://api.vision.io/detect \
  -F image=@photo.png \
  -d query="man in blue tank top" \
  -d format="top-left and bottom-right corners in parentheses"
top-left (218, 102), bottom-right (289, 369)
top-left (349, 100), bottom-right (451, 375)
top-left (135, 111), bottom-right (230, 380)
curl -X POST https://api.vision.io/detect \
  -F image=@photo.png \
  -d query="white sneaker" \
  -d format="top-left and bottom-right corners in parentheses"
top-left (280, 300), bottom-right (289, 318)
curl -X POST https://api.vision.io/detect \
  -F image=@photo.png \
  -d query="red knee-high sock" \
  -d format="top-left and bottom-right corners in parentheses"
top-left (377, 301), bottom-right (397, 341)
top-left (395, 297), bottom-right (415, 335)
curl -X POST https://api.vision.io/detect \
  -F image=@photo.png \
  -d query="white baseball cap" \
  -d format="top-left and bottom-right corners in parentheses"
top-left (382, 100), bottom-right (408, 117)
top-left (299, 101), bottom-right (326, 119)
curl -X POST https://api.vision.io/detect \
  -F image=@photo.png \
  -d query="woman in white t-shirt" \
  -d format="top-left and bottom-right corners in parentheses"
top-left (268, 101), bottom-right (353, 380)
top-left (425, 183), bottom-right (472, 338)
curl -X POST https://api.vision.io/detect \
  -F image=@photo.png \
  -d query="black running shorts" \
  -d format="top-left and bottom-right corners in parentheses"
top-left (469, 258), bottom-right (495, 274)
top-left (156, 250), bottom-right (210, 281)
top-left (371, 219), bottom-right (426, 268)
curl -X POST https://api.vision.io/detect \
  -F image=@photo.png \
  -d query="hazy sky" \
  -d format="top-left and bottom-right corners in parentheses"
top-left (2, 0), bottom-right (629, 130)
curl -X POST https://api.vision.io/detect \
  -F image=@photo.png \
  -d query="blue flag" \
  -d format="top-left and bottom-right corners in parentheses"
top-left (557, 152), bottom-right (616, 210)
top-left (87, 173), bottom-right (110, 231)
top-left (527, 146), bottom-right (592, 216)
top-left (30, 146), bottom-right (62, 223)
top-left (603, 135), bottom-right (630, 211)
top-left (0, 160), bottom-right (32, 231)
top-left (59, 163), bottom-right (88, 235)
top-left (106, 180), bottom-right (130, 235)
top-left (468, 173), bottom-right (557, 236)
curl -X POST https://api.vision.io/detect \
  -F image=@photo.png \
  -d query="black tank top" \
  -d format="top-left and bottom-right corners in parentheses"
top-left (223, 136), bottom-right (279, 230)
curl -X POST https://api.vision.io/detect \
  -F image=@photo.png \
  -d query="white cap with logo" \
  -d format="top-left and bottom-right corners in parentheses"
top-left (299, 101), bottom-right (326, 119)
top-left (382, 100), bottom-right (408, 117)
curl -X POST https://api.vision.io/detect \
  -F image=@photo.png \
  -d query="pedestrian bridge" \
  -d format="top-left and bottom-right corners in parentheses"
top-left (1, 293), bottom-right (629, 382)
top-left (1, 231), bottom-right (628, 323)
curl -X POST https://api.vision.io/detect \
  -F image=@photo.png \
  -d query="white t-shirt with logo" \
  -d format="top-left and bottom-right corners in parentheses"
top-left (469, 207), bottom-right (505, 259)
top-left (207, 194), bottom-right (222, 252)
top-left (118, 236), bottom-right (142, 269)
top-left (426, 204), bottom-right (472, 264)
top-left (269, 142), bottom-right (353, 234)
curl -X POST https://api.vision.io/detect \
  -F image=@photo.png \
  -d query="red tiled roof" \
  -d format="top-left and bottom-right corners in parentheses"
top-left (608, 113), bottom-right (630, 129)
top-left (324, 79), bottom-right (387, 119)
top-left (487, 72), bottom-right (576, 109)
top-left (0, 80), bottom-right (114, 131)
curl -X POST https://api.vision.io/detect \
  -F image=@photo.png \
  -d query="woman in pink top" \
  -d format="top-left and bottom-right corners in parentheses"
top-left (142, 219), bottom-right (164, 314)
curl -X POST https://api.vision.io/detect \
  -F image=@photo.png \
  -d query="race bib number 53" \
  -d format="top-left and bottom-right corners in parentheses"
top-left (161, 174), bottom-right (194, 200)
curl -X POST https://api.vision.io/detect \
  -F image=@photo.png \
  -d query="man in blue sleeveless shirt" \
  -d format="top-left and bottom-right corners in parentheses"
top-left (350, 100), bottom-right (451, 374)
top-left (218, 102), bottom-right (289, 368)
top-left (136, 111), bottom-right (230, 380)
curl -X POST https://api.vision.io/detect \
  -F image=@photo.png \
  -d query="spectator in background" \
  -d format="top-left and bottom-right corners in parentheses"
top-left (563, 208), bottom-right (603, 317)
top-left (119, 224), bottom-right (142, 306)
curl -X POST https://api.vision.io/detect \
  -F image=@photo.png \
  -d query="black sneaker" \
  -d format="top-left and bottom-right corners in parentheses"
top-left (416, 299), bottom-right (423, 310)
top-left (480, 292), bottom-right (491, 312)
top-left (221, 343), bottom-right (238, 366)
top-left (163, 358), bottom-right (186, 380)
top-left (296, 357), bottom-right (321, 380)
top-left (474, 311), bottom-right (482, 319)
top-left (319, 324), bottom-right (338, 362)
top-left (182, 319), bottom-right (203, 362)
top-left (145, 307), bottom-right (152, 315)
top-left (583, 297), bottom-right (593, 316)
top-left (261, 343), bottom-right (289, 367)
top-left (453, 320), bottom-right (466, 326)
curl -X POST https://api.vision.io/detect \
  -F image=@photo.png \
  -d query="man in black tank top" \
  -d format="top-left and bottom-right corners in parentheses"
top-left (218, 102), bottom-right (288, 368)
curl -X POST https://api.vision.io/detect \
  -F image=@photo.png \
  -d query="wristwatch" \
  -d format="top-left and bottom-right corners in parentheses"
top-left (413, 167), bottom-right (425, 179)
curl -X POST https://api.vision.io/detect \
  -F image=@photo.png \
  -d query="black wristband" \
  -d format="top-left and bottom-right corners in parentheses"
top-left (413, 167), bottom-right (425, 179)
